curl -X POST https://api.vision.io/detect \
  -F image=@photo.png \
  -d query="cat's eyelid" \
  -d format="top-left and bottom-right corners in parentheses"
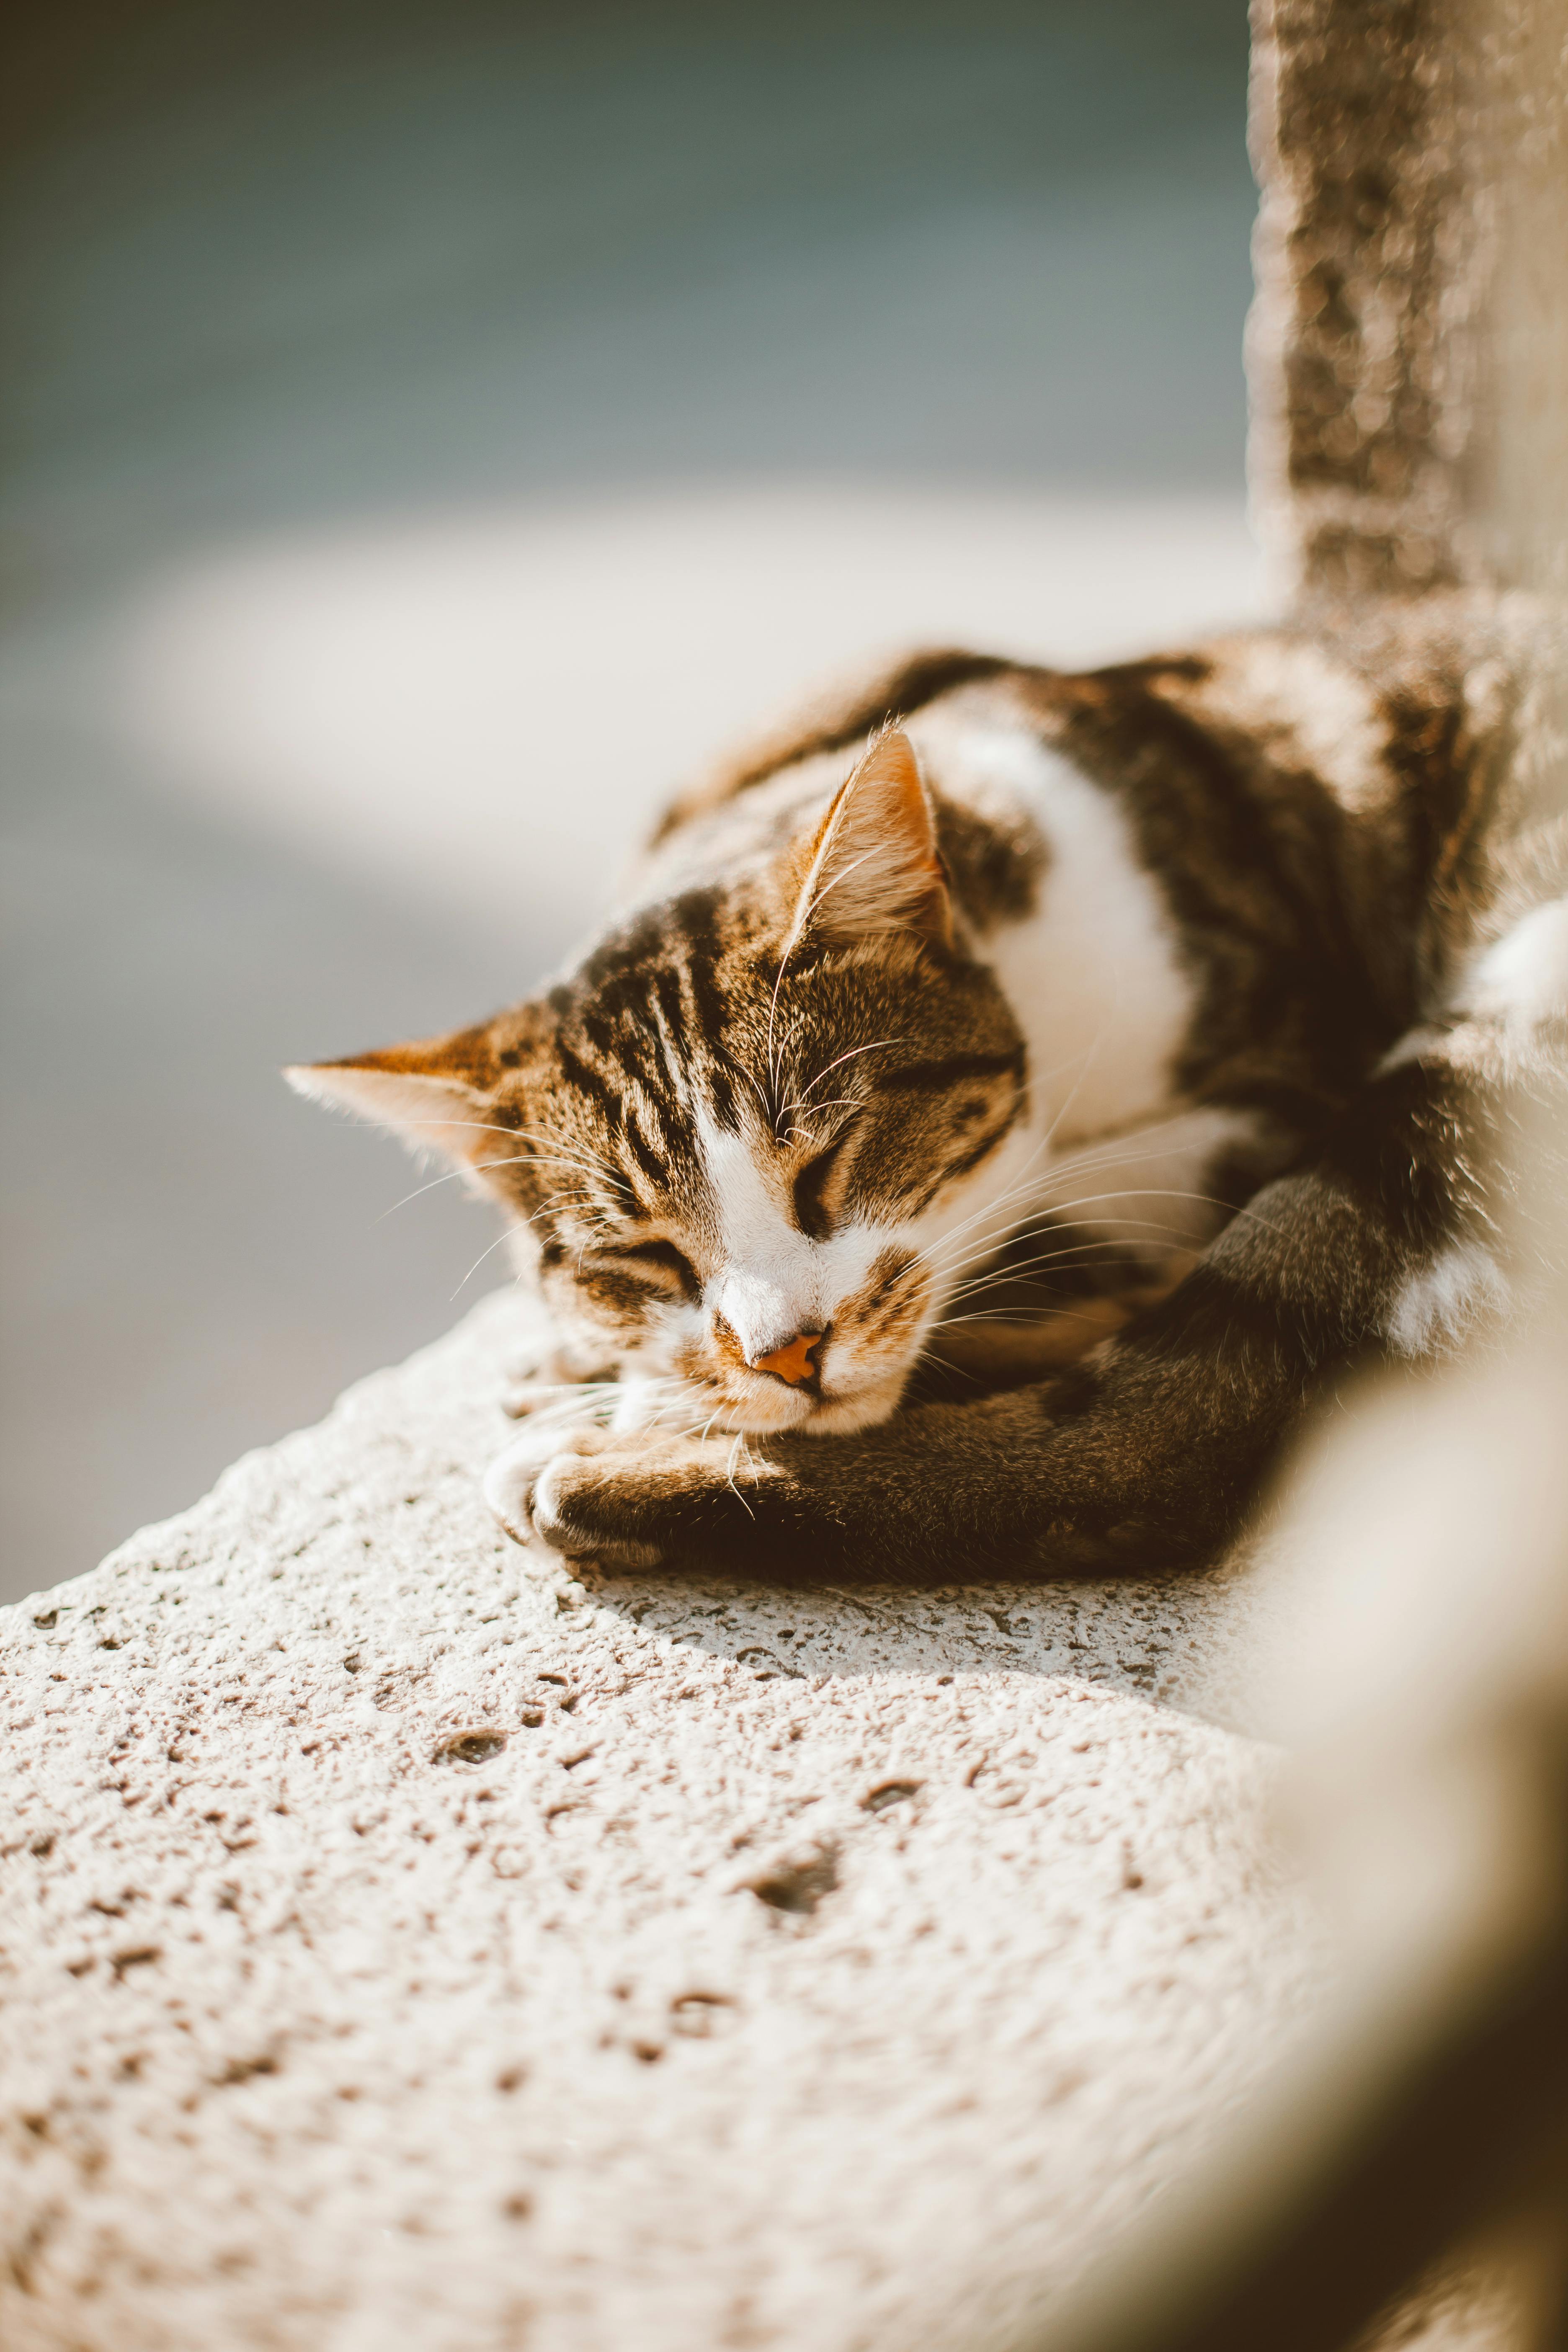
top-left (792, 1131), bottom-right (850, 1239)
top-left (585, 1235), bottom-right (702, 1295)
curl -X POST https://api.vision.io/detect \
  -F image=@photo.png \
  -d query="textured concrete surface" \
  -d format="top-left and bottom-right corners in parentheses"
top-left (1, 1293), bottom-right (1332, 2352)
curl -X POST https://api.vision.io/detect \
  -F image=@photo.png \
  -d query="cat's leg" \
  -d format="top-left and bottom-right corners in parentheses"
top-left (507, 947), bottom-right (1566, 1578)
top-left (920, 1272), bottom-right (1189, 1395)
top-left (484, 1369), bottom-right (690, 1559)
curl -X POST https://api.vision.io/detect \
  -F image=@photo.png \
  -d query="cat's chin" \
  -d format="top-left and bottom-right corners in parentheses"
top-left (719, 1379), bottom-right (907, 1439)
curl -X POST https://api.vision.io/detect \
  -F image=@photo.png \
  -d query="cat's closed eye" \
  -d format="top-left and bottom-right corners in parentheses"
top-left (792, 1136), bottom-right (848, 1240)
top-left (596, 1239), bottom-right (701, 1300)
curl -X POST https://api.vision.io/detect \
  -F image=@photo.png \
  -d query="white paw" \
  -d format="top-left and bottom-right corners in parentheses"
top-left (483, 1423), bottom-right (614, 1545)
top-left (530, 1455), bottom-right (665, 1570)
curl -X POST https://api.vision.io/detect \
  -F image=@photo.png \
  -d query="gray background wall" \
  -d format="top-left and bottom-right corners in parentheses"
top-left (2, 1), bottom-right (1257, 1600)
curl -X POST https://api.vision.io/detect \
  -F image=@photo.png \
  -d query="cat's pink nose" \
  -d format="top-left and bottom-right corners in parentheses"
top-left (751, 1332), bottom-right (824, 1388)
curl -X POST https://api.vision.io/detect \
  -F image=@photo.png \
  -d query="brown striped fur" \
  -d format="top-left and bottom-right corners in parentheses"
top-left (291, 594), bottom-right (1568, 1579)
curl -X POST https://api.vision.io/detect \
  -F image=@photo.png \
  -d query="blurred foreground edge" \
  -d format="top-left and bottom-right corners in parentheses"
top-left (1020, 3), bottom-right (1568, 2346)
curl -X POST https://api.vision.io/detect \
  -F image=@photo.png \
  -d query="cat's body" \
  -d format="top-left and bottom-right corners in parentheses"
top-left (291, 597), bottom-right (1567, 1578)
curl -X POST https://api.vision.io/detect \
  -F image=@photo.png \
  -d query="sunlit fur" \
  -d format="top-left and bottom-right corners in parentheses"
top-left (292, 722), bottom-right (1044, 1439)
top-left (293, 604), bottom-right (1566, 1575)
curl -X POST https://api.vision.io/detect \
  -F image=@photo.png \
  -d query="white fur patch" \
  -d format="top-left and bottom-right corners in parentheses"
top-left (1455, 897), bottom-right (1568, 1033)
top-left (696, 1114), bottom-right (883, 1362)
top-left (1374, 1024), bottom-right (1449, 1076)
top-left (913, 714), bottom-right (1196, 1153)
top-left (1382, 1243), bottom-right (1508, 1359)
top-left (1038, 1104), bottom-right (1265, 1259)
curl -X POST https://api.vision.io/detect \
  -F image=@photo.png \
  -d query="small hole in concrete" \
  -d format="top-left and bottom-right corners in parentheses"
top-left (435, 1731), bottom-right (508, 1766)
top-left (631, 2039), bottom-right (663, 2063)
top-left (670, 1992), bottom-right (735, 2038)
top-left (748, 1852), bottom-right (838, 1914)
top-left (503, 2193), bottom-right (532, 2222)
top-left (495, 2066), bottom-right (525, 2093)
top-left (519, 1709), bottom-right (545, 1729)
top-left (32, 1612), bottom-right (57, 1630)
top-left (218, 2053), bottom-right (279, 2086)
top-left (537, 1673), bottom-right (568, 1686)
top-left (862, 1780), bottom-right (921, 1813)
top-left (111, 1947), bottom-right (161, 1978)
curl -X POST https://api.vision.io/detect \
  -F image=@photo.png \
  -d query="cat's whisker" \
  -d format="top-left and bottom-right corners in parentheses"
top-left (724, 1431), bottom-right (758, 1519)
top-left (781, 1037), bottom-right (913, 1119)
top-left (449, 1228), bottom-right (524, 1300)
top-left (375, 1158), bottom-right (533, 1220)
top-left (914, 1123), bottom-right (1236, 1263)
top-left (776, 1096), bottom-right (863, 1127)
top-left (928, 1197), bottom-right (1280, 1300)
top-left (1037, 1024), bottom-right (1111, 1154)
top-left (910, 1344), bottom-right (991, 1390)
top-left (727, 1055), bottom-right (776, 1127)
top-left (1021, 1188), bottom-right (1293, 1242)
top-left (939, 1244), bottom-right (1157, 1302)
top-left (898, 1133), bottom-right (1067, 1277)
top-left (911, 1148), bottom-right (1276, 1287)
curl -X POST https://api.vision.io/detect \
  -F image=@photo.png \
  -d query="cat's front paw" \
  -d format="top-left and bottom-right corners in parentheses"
top-left (483, 1421), bottom-right (619, 1547)
top-left (490, 1431), bottom-right (782, 1571)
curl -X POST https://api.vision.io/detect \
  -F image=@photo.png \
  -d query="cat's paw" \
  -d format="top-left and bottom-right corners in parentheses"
top-left (483, 1422), bottom-right (620, 1545)
top-left (490, 1431), bottom-right (781, 1571)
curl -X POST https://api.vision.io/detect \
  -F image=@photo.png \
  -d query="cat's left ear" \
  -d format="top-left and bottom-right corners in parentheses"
top-left (786, 727), bottom-right (953, 953)
top-left (284, 1023), bottom-right (506, 1166)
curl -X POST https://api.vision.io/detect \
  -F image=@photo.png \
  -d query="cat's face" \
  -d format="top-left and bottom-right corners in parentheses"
top-left (291, 730), bottom-right (1029, 1435)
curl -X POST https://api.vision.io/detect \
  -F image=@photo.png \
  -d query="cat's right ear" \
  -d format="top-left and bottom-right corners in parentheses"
top-left (284, 1024), bottom-right (507, 1166)
top-left (783, 727), bottom-right (953, 954)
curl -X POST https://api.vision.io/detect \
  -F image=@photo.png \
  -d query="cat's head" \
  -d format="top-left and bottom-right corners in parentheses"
top-left (289, 729), bottom-right (1029, 1434)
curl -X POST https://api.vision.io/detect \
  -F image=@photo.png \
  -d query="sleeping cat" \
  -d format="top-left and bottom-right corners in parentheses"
top-left (288, 599), bottom-right (1567, 1579)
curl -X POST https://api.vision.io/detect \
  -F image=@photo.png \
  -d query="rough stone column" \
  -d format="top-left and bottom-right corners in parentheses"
top-left (1248, 0), bottom-right (1568, 604)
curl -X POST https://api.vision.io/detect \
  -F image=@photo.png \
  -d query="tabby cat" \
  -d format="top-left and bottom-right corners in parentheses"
top-left (289, 599), bottom-right (1566, 1578)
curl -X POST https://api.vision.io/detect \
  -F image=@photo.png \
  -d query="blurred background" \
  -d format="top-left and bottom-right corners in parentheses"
top-left (2, 0), bottom-right (1263, 1602)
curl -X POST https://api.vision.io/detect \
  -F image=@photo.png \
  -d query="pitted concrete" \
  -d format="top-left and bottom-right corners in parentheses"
top-left (2, 1295), bottom-right (1328, 2351)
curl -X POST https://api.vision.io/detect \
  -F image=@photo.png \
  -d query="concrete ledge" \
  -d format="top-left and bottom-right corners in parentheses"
top-left (3, 1296), bottom-right (1326, 2350)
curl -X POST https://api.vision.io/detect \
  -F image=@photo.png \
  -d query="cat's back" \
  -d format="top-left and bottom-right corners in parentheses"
top-left (641, 599), bottom-right (1545, 1001)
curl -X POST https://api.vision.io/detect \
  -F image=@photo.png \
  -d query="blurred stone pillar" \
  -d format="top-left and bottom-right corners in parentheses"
top-left (1028, 13), bottom-right (1568, 2352)
top-left (1247, 0), bottom-right (1568, 606)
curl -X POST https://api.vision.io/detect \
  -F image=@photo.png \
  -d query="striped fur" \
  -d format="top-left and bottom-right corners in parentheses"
top-left (291, 596), bottom-right (1567, 1578)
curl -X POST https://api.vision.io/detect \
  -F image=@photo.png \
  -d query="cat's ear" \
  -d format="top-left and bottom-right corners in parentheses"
top-left (284, 1024), bottom-right (505, 1165)
top-left (786, 728), bottom-right (953, 953)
